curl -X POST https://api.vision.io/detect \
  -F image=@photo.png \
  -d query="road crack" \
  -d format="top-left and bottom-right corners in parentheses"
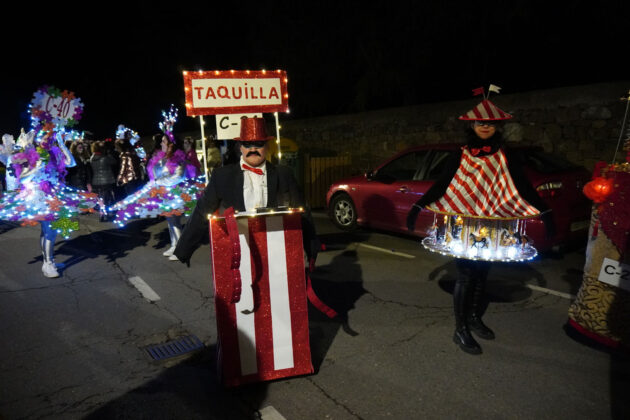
top-left (306, 377), bottom-right (366, 420)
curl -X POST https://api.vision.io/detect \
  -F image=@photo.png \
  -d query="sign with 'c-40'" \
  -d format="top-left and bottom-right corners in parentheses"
top-left (598, 258), bottom-right (630, 291)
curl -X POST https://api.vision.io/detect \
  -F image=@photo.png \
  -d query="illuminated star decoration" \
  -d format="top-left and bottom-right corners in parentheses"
top-left (158, 105), bottom-right (178, 143)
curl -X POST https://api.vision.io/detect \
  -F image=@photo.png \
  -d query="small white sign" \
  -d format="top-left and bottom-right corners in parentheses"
top-left (598, 257), bottom-right (630, 291)
top-left (215, 113), bottom-right (262, 140)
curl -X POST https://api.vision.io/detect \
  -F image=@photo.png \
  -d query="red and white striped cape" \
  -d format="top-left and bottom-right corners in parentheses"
top-left (426, 147), bottom-right (540, 219)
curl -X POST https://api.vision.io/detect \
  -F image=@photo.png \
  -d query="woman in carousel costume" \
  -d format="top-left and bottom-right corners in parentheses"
top-left (407, 86), bottom-right (553, 354)
top-left (110, 106), bottom-right (204, 261)
top-left (0, 129), bottom-right (103, 278)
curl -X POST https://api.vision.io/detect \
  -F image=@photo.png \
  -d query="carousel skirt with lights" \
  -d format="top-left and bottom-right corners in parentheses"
top-left (568, 211), bottom-right (630, 350)
top-left (0, 184), bottom-right (103, 237)
top-left (110, 176), bottom-right (205, 226)
top-left (421, 213), bottom-right (538, 262)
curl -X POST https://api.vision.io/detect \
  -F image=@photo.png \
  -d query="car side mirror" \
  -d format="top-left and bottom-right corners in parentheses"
top-left (365, 170), bottom-right (375, 180)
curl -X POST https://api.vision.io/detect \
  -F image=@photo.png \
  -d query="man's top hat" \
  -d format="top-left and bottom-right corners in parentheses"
top-left (234, 117), bottom-right (275, 141)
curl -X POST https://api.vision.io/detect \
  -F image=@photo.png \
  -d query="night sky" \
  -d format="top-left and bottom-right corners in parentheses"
top-left (2, 2), bottom-right (628, 139)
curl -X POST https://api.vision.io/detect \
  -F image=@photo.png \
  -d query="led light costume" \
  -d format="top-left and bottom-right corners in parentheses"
top-left (116, 124), bottom-right (146, 160)
top-left (0, 129), bottom-right (103, 278)
top-left (110, 106), bottom-right (205, 260)
top-left (407, 86), bottom-right (553, 355)
top-left (114, 125), bottom-right (144, 197)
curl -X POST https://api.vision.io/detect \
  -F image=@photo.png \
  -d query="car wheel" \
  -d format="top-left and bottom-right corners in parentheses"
top-left (330, 193), bottom-right (358, 231)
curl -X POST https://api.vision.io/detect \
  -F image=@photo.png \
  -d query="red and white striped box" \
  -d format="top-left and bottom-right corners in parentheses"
top-left (209, 211), bottom-right (313, 386)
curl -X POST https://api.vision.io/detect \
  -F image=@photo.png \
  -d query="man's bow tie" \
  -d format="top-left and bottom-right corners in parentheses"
top-left (242, 163), bottom-right (264, 175)
top-left (470, 146), bottom-right (492, 156)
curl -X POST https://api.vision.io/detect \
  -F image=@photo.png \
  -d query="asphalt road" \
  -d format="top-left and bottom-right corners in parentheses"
top-left (0, 211), bottom-right (628, 419)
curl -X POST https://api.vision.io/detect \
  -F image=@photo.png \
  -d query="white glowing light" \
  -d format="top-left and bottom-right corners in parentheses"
top-left (507, 247), bottom-right (517, 259)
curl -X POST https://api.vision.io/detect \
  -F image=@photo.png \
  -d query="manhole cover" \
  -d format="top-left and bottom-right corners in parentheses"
top-left (143, 334), bottom-right (204, 361)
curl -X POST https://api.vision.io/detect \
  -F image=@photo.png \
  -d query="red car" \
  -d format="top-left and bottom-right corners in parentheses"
top-left (325, 144), bottom-right (592, 251)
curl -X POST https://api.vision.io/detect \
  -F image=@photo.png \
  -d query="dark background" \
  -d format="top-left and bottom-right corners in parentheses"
top-left (2, 1), bottom-right (628, 139)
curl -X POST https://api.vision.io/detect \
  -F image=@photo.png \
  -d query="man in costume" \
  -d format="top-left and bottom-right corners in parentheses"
top-left (174, 116), bottom-right (318, 264)
top-left (407, 87), bottom-right (553, 354)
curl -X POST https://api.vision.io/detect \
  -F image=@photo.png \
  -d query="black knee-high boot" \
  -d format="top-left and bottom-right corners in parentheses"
top-left (453, 278), bottom-right (482, 355)
top-left (468, 275), bottom-right (495, 340)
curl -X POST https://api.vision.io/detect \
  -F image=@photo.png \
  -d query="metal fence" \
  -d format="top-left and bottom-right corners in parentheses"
top-left (303, 155), bottom-right (353, 209)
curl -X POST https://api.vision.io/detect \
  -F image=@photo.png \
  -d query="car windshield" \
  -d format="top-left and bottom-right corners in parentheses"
top-left (520, 149), bottom-right (581, 173)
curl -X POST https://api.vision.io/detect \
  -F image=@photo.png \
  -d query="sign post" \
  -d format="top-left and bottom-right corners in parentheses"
top-left (199, 116), bottom-right (208, 181)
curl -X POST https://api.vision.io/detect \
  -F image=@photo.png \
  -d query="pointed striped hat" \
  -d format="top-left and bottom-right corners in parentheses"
top-left (458, 99), bottom-right (512, 121)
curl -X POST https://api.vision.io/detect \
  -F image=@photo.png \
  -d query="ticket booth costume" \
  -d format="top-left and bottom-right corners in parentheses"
top-left (174, 117), bottom-right (334, 386)
top-left (407, 95), bottom-right (553, 354)
top-left (0, 130), bottom-right (103, 278)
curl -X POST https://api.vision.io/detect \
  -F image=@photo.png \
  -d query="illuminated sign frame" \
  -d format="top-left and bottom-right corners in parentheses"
top-left (183, 70), bottom-right (289, 116)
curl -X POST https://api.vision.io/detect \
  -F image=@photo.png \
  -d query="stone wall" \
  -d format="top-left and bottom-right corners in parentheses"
top-left (281, 82), bottom-right (630, 175)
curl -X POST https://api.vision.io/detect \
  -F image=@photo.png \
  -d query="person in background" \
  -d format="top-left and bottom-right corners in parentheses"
top-left (183, 136), bottom-right (201, 177)
top-left (90, 140), bottom-right (117, 221)
top-left (206, 139), bottom-right (223, 173)
top-left (115, 137), bottom-right (142, 198)
top-left (66, 141), bottom-right (92, 191)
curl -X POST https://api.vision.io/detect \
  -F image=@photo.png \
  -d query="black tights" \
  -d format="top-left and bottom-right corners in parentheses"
top-left (454, 259), bottom-right (492, 325)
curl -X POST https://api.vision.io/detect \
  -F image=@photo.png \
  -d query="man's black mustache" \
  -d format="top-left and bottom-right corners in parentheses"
top-left (247, 151), bottom-right (261, 157)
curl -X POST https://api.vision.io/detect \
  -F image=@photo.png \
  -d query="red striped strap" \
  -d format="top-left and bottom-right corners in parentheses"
top-left (223, 207), bottom-right (242, 303)
top-left (306, 258), bottom-right (337, 319)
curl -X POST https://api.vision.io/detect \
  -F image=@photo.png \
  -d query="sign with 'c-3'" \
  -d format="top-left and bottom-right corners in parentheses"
top-left (215, 113), bottom-right (263, 140)
top-left (598, 257), bottom-right (630, 291)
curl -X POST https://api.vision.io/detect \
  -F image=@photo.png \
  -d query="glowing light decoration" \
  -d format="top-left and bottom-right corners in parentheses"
top-left (182, 69), bottom-right (289, 116)
top-left (29, 85), bottom-right (84, 132)
top-left (0, 182), bottom-right (103, 237)
top-left (109, 146), bottom-right (206, 225)
top-left (421, 214), bottom-right (538, 262)
top-left (583, 177), bottom-right (614, 203)
top-left (159, 105), bottom-right (178, 142)
top-left (116, 124), bottom-right (146, 159)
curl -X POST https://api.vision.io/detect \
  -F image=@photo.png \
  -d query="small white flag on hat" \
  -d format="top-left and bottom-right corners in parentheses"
top-left (488, 84), bottom-right (502, 94)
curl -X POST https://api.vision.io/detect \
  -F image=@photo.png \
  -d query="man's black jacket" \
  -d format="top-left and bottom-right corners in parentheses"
top-left (174, 162), bottom-right (316, 263)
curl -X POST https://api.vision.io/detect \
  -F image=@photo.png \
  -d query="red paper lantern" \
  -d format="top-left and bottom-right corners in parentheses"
top-left (583, 177), bottom-right (614, 203)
